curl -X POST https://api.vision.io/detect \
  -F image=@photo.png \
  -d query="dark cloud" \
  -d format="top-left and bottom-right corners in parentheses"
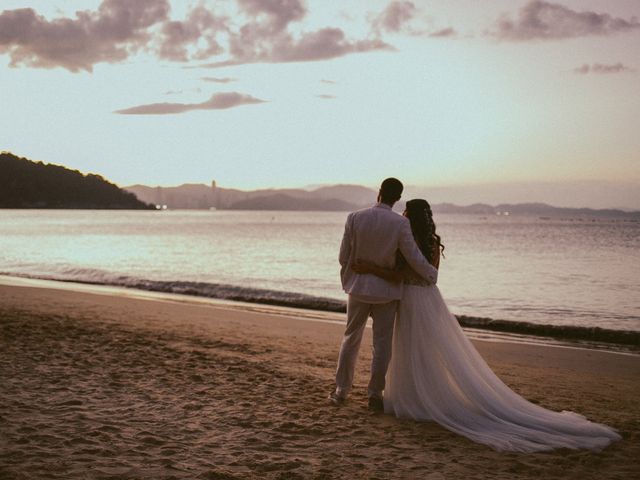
top-left (429, 27), bottom-right (456, 38)
top-left (208, 0), bottom-right (384, 68)
top-left (0, 0), bottom-right (390, 72)
top-left (209, 0), bottom-right (392, 69)
top-left (492, 0), bottom-right (640, 41)
top-left (201, 76), bottom-right (237, 83)
top-left (370, 2), bottom-right (456, 39)
top-left (371, 1), bottom-right (417, 34)
top-left (273, 29), bottom-right (389, 62)
top-left (574, 63), bottom-right (635, 74)
top-left (316, 94), bottom-right (336, 99)
top-left (156, 5), bottom-right (228, 61)
top-left (208, 0), bottom-right (392, 68)
top-left (0, 0), bottom-right (170, 72)
top-left (237, 0), bottom-right (306, 31)
top-left (205, 28), bottom-right (391, 68)
top-left (372, 1), bottom-right (417, 32)
top-left (114, 92), bottom-right (265, 115)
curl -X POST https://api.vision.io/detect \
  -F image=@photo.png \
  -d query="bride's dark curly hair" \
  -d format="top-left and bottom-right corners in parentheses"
top-left (404, 199), bottom-right (444, 265)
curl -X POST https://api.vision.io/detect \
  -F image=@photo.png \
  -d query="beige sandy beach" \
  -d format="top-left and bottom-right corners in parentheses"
top-left (0, 281), bottom-right (638, 479)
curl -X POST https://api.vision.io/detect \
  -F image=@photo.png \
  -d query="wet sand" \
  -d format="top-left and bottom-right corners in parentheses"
top-left (0, 283), bottom-right (638, 479)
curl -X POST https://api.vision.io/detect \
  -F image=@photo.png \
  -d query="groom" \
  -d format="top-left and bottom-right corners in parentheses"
top-left (330, 178), bottom-right (439, 412)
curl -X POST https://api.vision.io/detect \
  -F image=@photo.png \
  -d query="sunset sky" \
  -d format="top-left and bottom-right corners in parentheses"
top-left (1, 1), bottom-right (639, 208)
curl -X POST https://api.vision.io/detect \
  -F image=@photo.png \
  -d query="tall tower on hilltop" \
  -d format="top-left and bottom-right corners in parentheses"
top-left (211, 180), bottom-right (219, 209)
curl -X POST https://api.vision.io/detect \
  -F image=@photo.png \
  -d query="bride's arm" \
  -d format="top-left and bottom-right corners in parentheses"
top-left (432, 245), bottom-right (441, 269)
top-left (351, 260), bottom-right (404, 283)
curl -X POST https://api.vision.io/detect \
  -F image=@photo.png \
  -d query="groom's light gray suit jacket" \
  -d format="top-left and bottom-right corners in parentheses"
top-left (339, 203), bottom-right (438, 302)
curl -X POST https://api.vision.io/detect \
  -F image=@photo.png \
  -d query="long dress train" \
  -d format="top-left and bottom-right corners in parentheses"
top-left (384, 283), bottom-right (622, 453)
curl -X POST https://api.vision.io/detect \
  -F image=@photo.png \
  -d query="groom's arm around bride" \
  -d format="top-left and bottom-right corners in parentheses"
top-left (331, 177), bottom-right (437, 410)
top-left (339, 193), bottom-right (438, 299)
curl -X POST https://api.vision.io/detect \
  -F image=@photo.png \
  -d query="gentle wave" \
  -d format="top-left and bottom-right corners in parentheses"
top-left (456, 316), bottom-right (639, 348)
top-left (2, 269), bottom-right (638, 348)
top-left (1, 268), bottom-right (346, 312)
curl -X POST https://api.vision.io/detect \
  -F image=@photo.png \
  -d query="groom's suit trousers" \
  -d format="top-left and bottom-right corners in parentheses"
top-left (335, 295), bottom-right (397, 399)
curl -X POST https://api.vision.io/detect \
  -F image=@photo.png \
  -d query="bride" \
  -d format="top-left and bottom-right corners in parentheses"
top-left (352, 199), bottom-right (621, 453)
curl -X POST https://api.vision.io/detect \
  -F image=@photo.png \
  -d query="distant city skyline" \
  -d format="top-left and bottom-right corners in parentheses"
top-left (1, 1), bottom-right (639, 208)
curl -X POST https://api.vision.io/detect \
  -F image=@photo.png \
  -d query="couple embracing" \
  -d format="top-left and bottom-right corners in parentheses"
top-left (329, 178), bottom-right (620, 453)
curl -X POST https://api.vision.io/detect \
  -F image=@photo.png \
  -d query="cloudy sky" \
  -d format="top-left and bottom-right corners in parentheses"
top-left (1, 0), bottom-right (639, 207)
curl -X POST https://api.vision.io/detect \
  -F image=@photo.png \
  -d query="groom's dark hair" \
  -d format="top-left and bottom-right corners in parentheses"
top-left (379, 177), bottom-right (403, 204)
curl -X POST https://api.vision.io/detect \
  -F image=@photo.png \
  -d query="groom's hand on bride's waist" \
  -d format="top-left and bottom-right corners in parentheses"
top-left (352, 260), bottom-right (404, 283)
top-left (351, 260), bottom-right (374, 273)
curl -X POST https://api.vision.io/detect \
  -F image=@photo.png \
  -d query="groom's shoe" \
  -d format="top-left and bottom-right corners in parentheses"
top-left (368, 396), bottom-right (384, 413)
top-left (328, 391), bottom-right (346, 406)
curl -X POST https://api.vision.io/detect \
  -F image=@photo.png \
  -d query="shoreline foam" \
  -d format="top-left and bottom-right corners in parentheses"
top-left (1, 273), bottom-right (638, 351)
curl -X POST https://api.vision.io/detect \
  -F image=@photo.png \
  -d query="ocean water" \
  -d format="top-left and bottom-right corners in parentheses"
top-left (0, 209), bottom-right (638, 332)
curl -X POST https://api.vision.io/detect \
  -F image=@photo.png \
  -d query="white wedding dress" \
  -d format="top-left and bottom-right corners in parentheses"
top-left (384, 280), bottom-right (622, 452)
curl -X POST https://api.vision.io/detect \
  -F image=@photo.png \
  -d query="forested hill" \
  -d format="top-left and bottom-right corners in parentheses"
top-left (0, 152), bottom-right (154, 209)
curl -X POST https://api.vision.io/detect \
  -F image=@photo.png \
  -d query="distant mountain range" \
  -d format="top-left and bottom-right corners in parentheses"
top-left (1, 151), bottom-right (636, 218)
top-left (124, 182), bottom-right (376, 212)
top-left (0, 152), bottom-right (153, 209)
top-left (432, 202), bottom-right (640, 218)
top-left (125, 181), bottom-right (640, 219)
